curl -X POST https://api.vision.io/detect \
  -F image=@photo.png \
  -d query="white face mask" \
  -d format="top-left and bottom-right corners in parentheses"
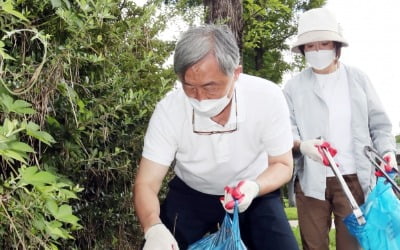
top-left (188, 93), bottom-right (232, 117)
top-left (305, 50), bottom-right (336, 70)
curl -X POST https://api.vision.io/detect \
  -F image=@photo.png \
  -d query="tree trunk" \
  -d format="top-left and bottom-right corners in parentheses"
top-left (254, 46), bottom-right (265, 71)
top-left (203, 0), bottom-right (243, 55)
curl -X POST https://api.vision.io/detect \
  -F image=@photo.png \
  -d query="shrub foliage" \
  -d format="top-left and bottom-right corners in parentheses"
top-left (1, 0), bottom-right (326, 248)
top-left (1, 0), bottom-right (175, 248)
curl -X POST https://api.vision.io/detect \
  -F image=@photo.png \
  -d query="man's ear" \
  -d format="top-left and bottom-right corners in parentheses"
top-left (234, 65), bottom-right (243, 81)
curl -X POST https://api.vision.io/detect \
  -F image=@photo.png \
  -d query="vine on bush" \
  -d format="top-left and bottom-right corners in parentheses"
top-left (1, 1), bottom-right (82, 249)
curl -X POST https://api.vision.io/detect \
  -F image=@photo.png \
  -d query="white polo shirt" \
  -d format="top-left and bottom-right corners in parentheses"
top-left (142, 73), bottom-right (293, 195)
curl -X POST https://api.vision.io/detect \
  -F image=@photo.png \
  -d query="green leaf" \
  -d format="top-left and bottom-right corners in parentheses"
top-left (45, 220), bottom-right (70, 239)
top-left (32, 217), bottom-right (46, 231)
top-left (46, 116), bottom-right (61, 128)
top-left (46, 199), bottom-right (58, 217)
top-left (0, 94), bottom-right (14, 112)
top-left (30, 172), bottom-right (57, 185)
top-left (19, 166), bottom-right (38, 178)
top-left (11, 100), bottom-right (36, 114)
top-left (25, 122), bottom-right (56, 145)
top-left (0, 149), bottom-right (27, 163)
top-left (59, 213), bottom-right (80, 226)
top-left (3, 118), bottom-right (18, 136)
top-left (0, 0), bottom-right (29, 22)
top-left (50, 0), bottom-right (62, 8)
top-left (73, 184), bottom-right (84, 193)
top-left (0, 134), bottom-right (14, 144)
top-left (49, 243), bottom-right (59, 250)
top-left (59, 189), bottom-right (78, 199)
top-left (56, 205), bottom-right (79, 224)
top-left (62, 0), bottom-right (71, 9)
top-left (26, 130), bottom-right (56, 145)
top-left (36, 184), bottom-right (56, 196)
top-left (24, 121), bottom-right (40, 131)
top-left (8, 141), bottom-right (34, 153)
top-left (19, 166), bottom-right (57, 186)
top-left (0, 47), bottom-right (15, 60)
top-left (44, 199), bottom-right (81, 226)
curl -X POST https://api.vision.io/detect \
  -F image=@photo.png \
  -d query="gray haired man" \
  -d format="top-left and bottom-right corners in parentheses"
top-left (134, 24), bottom-right (298, 250)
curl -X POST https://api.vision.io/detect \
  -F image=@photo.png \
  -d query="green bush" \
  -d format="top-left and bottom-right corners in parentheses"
top-left (0, 91), bottom-right (82, 248)
top-left (1, 0), bottom-right (176, 248)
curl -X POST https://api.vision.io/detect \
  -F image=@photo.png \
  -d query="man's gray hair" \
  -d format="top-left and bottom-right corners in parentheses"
top-left (174, 24), bottom-right (240, 79)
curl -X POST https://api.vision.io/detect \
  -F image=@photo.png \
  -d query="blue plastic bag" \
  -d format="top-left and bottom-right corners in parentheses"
top-left (188, 202), bottom-right (247, 250)
top-left (344, 177), bottom-right (400, 250)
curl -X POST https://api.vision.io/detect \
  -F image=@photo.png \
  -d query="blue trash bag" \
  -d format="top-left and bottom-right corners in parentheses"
top-left (187, 202), bottom-right (247, 250)
top-left (344, 177), bottom-right (400, 250)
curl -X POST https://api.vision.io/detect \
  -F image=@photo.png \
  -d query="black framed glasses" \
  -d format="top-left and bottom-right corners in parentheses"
top-left (192, 91), bottom-right (237, 135)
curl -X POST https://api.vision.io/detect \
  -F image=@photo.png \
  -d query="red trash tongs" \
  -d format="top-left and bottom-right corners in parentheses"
top-left (364, 145), bottom-right (400, 194)
top-left (317, 142), bottom-right (366, 226)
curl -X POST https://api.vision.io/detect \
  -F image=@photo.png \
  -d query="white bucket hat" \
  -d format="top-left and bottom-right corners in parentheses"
top-left (291, 8), bottom-right (348, 53)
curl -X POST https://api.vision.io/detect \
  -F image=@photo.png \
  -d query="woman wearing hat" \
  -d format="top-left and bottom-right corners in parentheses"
top-left (283, 8), bottom-right (396, 250)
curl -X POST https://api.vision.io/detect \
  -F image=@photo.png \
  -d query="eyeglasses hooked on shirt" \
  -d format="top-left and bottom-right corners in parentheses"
top-left (192, 91), bottom-right (238, 135)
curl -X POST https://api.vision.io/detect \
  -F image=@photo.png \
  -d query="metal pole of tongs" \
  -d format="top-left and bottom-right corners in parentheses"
top-left (364, 145), bottom-right (400, 194)
top-left (320, 146), bottom-right (366, 225)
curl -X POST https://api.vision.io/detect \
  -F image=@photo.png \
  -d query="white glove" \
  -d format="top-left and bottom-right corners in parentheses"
top-left (222, 180), bottom-right (260, 213)
top-left (300, 139), bottom-right (324, 163)
top-left (144, 223), bottom-right (179, 250)
top-left (383, 151), bottom-right (398, 171)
